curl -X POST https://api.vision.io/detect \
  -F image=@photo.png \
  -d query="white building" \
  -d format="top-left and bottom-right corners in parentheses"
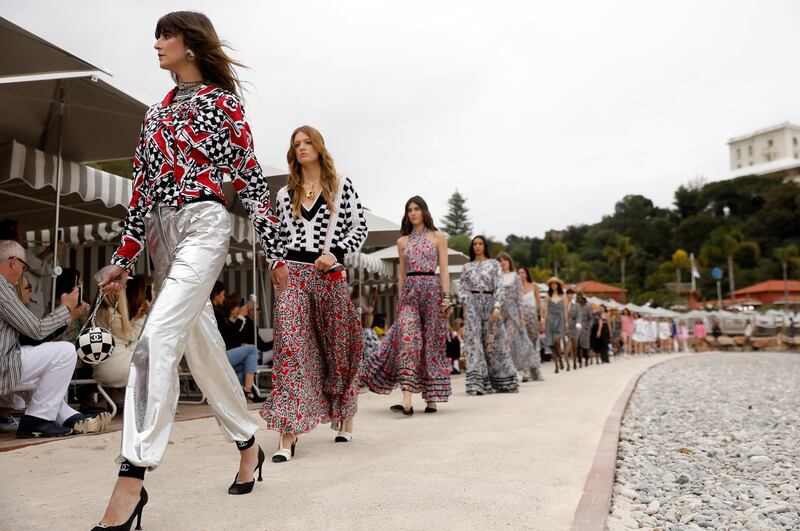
top-left (728, 122), bottom-right (800, 180)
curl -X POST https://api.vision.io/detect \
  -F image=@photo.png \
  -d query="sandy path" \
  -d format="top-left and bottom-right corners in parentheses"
top-left (0, 353), bottom-right (681, 530)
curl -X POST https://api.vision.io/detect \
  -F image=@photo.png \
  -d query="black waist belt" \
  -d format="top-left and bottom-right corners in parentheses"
top-left (285, 248), bottom-right (345, 264)
top-left (407, 271), bottom-right (436, 277)
top-left (470, 290), bottom-right (494, 294)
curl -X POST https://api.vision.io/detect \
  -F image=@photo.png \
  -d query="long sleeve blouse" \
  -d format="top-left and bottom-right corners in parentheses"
top-left (457, 259), bottom-right (504, 306)
top-left (112, 85), bottom-right (283, 270)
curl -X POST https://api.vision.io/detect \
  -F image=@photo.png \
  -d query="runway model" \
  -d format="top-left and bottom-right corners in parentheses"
top-left (518, 267), bottom-right (544, 381)
top-left (496, 253), bottom-right (538, 382)
top-left (458, 236), bottom-right (519, 394)
top-left (94, 11), bottom-right (281, 530)
top-left (541, 277), bottom-right (570, 374)
top-left (568, 292), bottom-right (591, 368)
top-left (260, 125), bottom-right (367, 460)
top-left (362, 196), bottom-right (452, 415)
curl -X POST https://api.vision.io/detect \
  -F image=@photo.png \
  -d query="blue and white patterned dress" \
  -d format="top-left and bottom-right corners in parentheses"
top-left (457, 259), bottom-right (519, 394)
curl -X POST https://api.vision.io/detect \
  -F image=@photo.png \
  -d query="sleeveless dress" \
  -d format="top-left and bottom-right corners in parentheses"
top-left (544, 297), bottom-right (566, 349)
top-left (362, 229), bottom-right (451, 402)
top-left (457, 259), bottom-right (519, 393)
top-left (520, 289), bottom-right (544, 380)
top-left (500, 273), bottom-right (538, 380)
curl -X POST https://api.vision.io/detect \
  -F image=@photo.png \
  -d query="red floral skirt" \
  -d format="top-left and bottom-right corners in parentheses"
top-left (261, 262), bottom-right (362, 434)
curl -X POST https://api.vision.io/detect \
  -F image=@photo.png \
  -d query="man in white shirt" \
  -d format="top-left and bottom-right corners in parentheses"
top-left (0, 240), bottom-right (107, 437)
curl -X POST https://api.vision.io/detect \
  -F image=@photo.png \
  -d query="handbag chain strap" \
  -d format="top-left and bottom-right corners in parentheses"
top-left (79, 288), bottom-right (120, 334)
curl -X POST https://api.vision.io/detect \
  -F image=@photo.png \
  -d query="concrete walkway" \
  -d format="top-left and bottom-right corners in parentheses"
top-left (0, 353), bottom-right (683, 530)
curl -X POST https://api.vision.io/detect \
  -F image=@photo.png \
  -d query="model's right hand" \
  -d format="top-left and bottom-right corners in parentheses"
top-left (98, 265), bottom-right (128, 294)
top-left (60, 287), bottom-right (79, 310)
top-left (271, 265), bottom-right (289, 293)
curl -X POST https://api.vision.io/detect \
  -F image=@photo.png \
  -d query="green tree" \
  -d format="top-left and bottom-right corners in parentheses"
top-left (671, 249), bottom-right (691, 303)
top-left (773, 244), bottom-right (800, 306)
top-left (88, 158), bottom-right (134, 179)
top-left (701, 227), bottom-right (760, 300)
top-left (528, 266), bottom-right (552, 283)
top-left (602, 235), bottom-right (635, 300)
top-left (440, 190), bottom-right (473, 236)
top-left (541, 241), bottom-right (568, 277)
top-left (448, 234), bottom-right (472, 256)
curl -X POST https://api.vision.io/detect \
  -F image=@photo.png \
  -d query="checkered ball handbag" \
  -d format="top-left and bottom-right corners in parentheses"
top-left (75, 289), bottom-right (118, 365)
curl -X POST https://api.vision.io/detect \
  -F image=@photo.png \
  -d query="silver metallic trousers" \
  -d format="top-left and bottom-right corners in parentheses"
top-left (118, 201), bottom-right (257, 469)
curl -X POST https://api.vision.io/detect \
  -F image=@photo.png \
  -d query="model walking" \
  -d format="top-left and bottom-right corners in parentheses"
top-left (94, 11), bottom-right (280, 530)
top-left (362, 196), bottom-right (451, 414)
top-left (496, 253), bottom-right (538, 383)
top-left (518, 267), bottom-right (544, 381)
top-left (568, 292), bottom-right (591, 368)
top-left (458, 236), bottom-right (519, 394)
top-left (260, 125), bottom-right (367, 460)
top-left (541, 277), bottom-right (570, 374)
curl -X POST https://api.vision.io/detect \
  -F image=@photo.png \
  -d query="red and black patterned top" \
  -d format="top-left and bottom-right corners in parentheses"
top-left (111, 84), bottom-right (283, 270)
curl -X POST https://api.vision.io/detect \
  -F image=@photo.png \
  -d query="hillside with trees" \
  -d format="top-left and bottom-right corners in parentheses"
top-left (444, 175), bottom-right (800, 306)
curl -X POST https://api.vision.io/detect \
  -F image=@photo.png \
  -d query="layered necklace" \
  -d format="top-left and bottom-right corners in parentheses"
top-left (172, 80), bottom-right (204, 107)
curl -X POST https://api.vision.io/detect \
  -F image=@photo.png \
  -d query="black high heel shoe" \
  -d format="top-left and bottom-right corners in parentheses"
top-left (242, 386), bottom-right (264, 403)
top-left (91, 487), bottom-right (148, 531)
top-left (390, 404), bottom-right (414, 416)
top-left (228, 446), bottom-right (265, 495)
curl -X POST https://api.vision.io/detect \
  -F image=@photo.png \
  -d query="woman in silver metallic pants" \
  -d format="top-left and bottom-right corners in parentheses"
top-left (121, 202), bottom-right (258, 466)
top-left (92, 11), bottom-right (286, 530)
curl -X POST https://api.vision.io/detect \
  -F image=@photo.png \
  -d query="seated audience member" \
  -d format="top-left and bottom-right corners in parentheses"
top-left (360, 312), bottom-right (381, 368)
top-left (90, 267), bottom-right (149, 394)
top-left (0, 240), bottom-right (108, 437)
top-left (210, 283), bottom-right (260, 402)
top-left (239, 296), bottom-right (273, 364)
top-left (0, 219), bottom-right (60, 319)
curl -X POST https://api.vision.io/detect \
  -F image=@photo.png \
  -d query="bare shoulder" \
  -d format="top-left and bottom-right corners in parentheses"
top-left (397, 235), bottom-right (408, 247)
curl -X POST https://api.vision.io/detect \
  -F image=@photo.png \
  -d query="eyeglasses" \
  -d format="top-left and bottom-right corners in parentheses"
top-left (4, 256), bottom-right (30, 273)
top-left (13, 257), bottom-right (30, 273)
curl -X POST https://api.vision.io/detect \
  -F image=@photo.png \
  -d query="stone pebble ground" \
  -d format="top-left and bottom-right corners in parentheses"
top-left (607, 352), bottom-right (799, 531)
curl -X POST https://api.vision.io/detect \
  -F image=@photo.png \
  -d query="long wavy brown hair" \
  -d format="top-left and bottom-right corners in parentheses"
top-left (286, 125), bottom-right (338, 219)
top-left (155, 11), bottom-right (245, 96)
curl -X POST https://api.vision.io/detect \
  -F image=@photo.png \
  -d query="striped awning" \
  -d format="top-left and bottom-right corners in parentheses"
top-left (0, 140), bottom-right (131, 230)
top-left (25, 221), bottom-right (123, 245)
top-left (345, 251), bottom-right (394, 279)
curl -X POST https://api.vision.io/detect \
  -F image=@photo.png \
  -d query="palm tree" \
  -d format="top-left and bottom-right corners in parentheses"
top-left (773, 244), bottom-right (800, 308)
top-left (701, 227), bottom-right (760, 301)
top-left (671, 249), bottom-right (691, 303)
top-left (603, 235), bottom-right (635, 301)
top-left (543, 241), bottom-right (568, 277)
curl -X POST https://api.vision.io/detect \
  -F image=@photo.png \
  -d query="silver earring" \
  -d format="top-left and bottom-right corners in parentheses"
top-left (185, 49), bottom-right (196, 60)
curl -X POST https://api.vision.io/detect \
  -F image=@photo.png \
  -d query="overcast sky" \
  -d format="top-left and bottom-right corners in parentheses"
top-left (5, 1), bottom-right (799, 240)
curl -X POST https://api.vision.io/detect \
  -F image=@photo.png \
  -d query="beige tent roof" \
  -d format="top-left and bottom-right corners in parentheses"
top-left (0, 16), bottom-right (105, 78)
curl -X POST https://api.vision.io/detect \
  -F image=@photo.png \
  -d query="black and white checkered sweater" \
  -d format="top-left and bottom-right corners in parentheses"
top-left (274, 176), bottom-right (368, 265)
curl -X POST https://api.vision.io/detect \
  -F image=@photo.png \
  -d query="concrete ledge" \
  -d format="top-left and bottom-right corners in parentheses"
top-left (571, 354), bottom-right (692, 530)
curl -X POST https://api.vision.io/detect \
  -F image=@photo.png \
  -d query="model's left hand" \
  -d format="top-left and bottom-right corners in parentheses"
top-left (314, 253), bottom-right (337, 272)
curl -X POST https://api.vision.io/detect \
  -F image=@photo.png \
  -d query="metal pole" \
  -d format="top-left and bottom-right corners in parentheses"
top-left (252, 230), bottom-right (258, 348)
top-left (716, 280), bottom-right (723, 310)
top-left (50, 90), bottom-right (66, 312)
